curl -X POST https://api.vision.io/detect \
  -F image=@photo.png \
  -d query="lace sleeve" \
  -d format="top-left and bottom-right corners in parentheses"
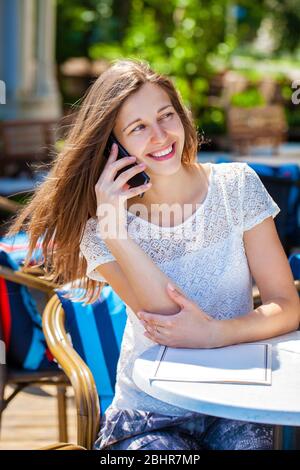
top-left (242, 164), bottom-right (280, 232)
top-left (79, 218), bottom-right (116, 282)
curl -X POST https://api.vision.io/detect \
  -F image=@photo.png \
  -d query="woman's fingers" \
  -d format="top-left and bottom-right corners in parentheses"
top-left (113, 163), bottom-right (147, 189)
top-left (122, 182), bottom-right (131, 191)
top-left (122, 181), bottom-right (152, 198)
top-left (105, 142), bottom-right (119, 168)
top-left (104, 155), bottom-right (136, 180)
top-left (109, 142), bottom-right (118, 159)
top-left (96, 140), bottom-right (151, 214)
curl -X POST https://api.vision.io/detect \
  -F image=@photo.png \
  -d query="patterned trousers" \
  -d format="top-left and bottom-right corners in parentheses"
top-left (94, 408), bottom-right (273, 451)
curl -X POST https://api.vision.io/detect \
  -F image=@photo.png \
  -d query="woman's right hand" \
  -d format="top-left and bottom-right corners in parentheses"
top-left (95, 143), bottom-right (151, 238)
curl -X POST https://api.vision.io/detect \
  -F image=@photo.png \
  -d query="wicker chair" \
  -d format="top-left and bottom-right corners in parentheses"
top-left (0, 119), bottom-right (58, 177)
top-left (42, 294), bottom-right (100, 450)
top-left (227, 105), bottom-right (287, 155)
top-left (0, 264), bottom-right (70, 442)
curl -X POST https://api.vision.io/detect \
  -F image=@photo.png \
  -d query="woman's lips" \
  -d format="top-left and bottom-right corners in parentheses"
top-left (147, 142), bottom-right (176, 161)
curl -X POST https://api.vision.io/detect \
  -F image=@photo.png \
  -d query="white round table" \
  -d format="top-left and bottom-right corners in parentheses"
top-left (133, 331), bottom-right (300, 448)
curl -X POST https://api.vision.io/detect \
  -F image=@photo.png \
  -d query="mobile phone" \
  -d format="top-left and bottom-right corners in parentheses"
top-left (104, 134), bottom-right (150, 194)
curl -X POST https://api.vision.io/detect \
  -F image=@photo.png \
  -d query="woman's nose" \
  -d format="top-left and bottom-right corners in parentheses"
top-left (150, 123), bottom-right (167, 142)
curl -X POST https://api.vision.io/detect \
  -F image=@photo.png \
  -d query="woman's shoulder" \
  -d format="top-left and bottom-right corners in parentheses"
top-left (210, 160), bottom-right (246, 173)
top-left (196, 160), bottom-right (248, 187)
top-left (196, 159), bottom-right (246, 172)
top-left (82, 216), bottom-right (97, 235)
top-left (80, 217), bottom-right (99, 248)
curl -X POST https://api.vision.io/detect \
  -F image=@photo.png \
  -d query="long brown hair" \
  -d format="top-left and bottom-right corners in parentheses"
top-left (6, 58), bottom-right (200, 303)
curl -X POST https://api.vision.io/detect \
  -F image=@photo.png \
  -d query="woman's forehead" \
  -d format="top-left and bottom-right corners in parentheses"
top-left (117, 83), bottom-right (171, 122)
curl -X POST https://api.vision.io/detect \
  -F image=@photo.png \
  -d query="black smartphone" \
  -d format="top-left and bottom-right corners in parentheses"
top-left (104, 134), bottom-right (150, 192)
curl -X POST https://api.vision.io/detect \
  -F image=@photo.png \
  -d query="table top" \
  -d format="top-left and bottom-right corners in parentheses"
top-left (133, 331), bottom-right (300, 426)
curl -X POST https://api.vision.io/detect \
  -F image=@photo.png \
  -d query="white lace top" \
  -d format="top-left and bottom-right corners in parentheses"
top-left (80, 162), bottom-right (280, 416)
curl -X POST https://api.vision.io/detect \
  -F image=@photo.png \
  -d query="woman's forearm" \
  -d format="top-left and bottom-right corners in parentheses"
top-left (104, 234), bottom-right (181, 315)
top-left (215, 296), bottom-right (300, 347)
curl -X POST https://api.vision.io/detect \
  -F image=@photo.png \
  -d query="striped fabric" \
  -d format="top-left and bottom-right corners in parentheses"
top-left (0, 231), bottom-right (43, 265)
top-left (56, 285), bottom-right (127, 414)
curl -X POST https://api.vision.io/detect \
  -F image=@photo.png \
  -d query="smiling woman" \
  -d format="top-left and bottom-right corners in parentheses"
top-left (112, 81), bottom-right (188, 197)
top-left (5, 58), bottom-right (299, 452)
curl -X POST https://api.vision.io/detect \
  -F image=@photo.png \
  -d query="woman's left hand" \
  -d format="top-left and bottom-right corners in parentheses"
top-left (137, 283), bottom-right (218, 348)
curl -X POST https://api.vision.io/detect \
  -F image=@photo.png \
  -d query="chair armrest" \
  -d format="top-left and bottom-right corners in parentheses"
top-left (0, 265), bottom-right (57, 294)
top-left (20, 266), bottom-right (46, 276)
top-left (0, 195), bottom-right (22, 213)
top-left (42, 294), bottom-right (100, 450)
top-left (38, 442), bottom-right (87, 450)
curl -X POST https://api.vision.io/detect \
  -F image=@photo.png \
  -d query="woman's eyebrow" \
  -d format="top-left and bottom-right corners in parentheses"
top-left (122, 104), bottom-right (173, 132)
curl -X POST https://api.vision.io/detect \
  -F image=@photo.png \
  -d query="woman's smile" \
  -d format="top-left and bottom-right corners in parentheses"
top-left (146, 142), bottom-right (176, 161)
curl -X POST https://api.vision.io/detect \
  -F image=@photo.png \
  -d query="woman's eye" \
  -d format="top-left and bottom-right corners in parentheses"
top-left (161, 112), bottom-right (174, 119)
top-left (131, 113), bottom-right (174, 133)
top-left (132, 124), bottom-right (145, 133)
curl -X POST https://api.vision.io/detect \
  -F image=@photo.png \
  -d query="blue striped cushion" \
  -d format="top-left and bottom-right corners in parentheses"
top-left (55, 286), bottom-right (127, 414)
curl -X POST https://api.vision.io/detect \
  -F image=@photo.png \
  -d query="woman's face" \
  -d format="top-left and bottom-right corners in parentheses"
top-left (113, 82), bottom-right (185, 176)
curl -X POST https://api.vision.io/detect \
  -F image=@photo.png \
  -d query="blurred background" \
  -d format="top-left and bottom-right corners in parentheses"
top-left (0, 1), bottom-right (300, 450)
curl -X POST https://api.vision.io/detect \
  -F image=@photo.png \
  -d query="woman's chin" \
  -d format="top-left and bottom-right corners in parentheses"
top-left (147, 157), bottom-right (182, 176)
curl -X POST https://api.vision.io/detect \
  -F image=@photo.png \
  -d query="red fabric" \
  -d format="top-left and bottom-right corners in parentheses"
top-left (45, 348), bottom-right (54, 362)
top-left (0, 278), bottom-right (11, 348)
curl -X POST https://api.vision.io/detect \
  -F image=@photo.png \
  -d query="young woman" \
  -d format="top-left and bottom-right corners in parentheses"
top-left (8, 59), bottom-right (299, 450)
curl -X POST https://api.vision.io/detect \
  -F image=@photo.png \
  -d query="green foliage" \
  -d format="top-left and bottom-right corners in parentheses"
top-left (198, 107), bottom-right (226, 135)
top-left (230, 87), bottom-right (265, 107)
top-left (89, 0), bottom-right (228, 115)
top-left (286, 108), bottom-right (300, 128)
top-left (56, 0), bottom-right (126, 63)
top-left (56, 0), bottom-right (300, 136)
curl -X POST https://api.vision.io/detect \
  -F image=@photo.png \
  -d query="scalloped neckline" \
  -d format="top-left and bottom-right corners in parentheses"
top-left (126, 163), bottom-right (214, 230)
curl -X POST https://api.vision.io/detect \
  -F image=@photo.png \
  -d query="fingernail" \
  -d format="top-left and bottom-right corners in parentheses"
top-left (113, 143), bottom-right (118, 151)
top-left (167, 282), bottom-right (175, 291)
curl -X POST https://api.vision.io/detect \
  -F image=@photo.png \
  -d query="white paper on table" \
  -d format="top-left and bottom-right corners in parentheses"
top-left (150, 343), bottom-right (272, 385)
